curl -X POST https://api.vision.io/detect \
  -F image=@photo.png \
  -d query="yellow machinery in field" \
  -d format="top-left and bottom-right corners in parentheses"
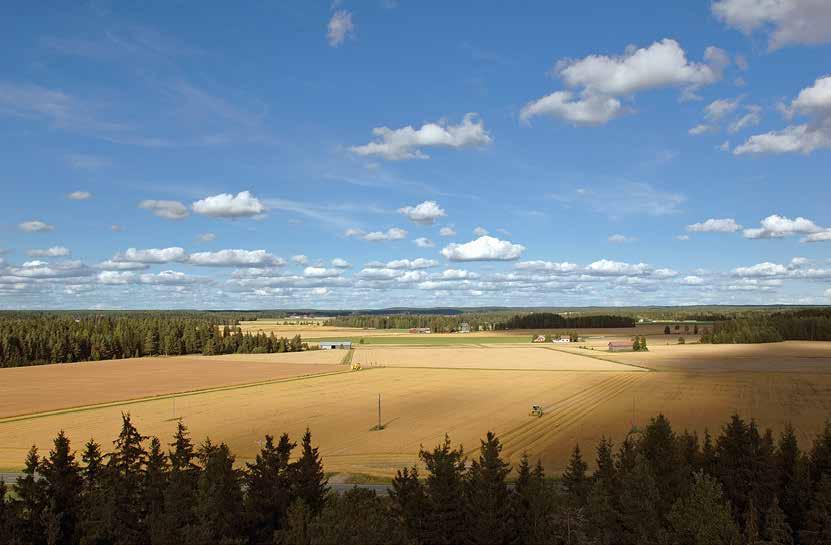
top-left (351, 361), bottom-right (362, 371)
top-left (529, 404), bottom-right (543, 417)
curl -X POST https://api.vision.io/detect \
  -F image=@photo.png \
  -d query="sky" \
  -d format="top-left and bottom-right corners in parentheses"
top-left (1, 1), bottom-right (830, 310)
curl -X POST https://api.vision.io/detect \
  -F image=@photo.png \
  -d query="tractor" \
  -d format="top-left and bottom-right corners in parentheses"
top-left (529, 404), bottom-right (543, 417)
top-left (351, 361), bottom-right (362, 371)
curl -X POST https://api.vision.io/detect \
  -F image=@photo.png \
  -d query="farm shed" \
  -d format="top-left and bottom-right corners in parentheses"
top-left (608, 341), bottom-right (633, 352)
top-left (319, 341), bottom-right (352, 350)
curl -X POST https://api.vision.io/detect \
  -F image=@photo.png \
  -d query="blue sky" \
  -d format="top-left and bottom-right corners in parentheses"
top-left (1, 1), bottom-right (830, 309)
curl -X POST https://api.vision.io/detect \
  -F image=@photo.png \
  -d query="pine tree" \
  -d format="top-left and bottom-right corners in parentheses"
top-left (12, 445), bottom-right (46, 545)
top-left (143, 437), bottom-right (167, 544)
top-left (776, 424), bottom-right (809, 540)
top-left (101, 413), bottom-right (148, 545)
top-left (0, 479), bottom-right (8, 541)
top-left (192, 440), bottom-right (243, 544)
top-left (588, 437), bottom-right (620, 545)
top-left (419, 435), bottom-right (467, 545)
top-left (618, 458), bottom-right (665, 545)
top-left (159, 421), bottom-right (199, 544)
top-left (465, 431), bottom-right (513, 544)
top-left (309, 487), bottom-right (408, 545)
top-left (763, 497), bottom-right (794, 545)
top-left (291, 429), bottom-right (328, 517)
top-left (667, 471), bottom-right (740, 545)
top-left (389, 466), bottom-right (425, 544)
top-left (79, 438), bottom-right (106, 544)
top-left (562, 444), bottom-right (589, 508)
top-left (802, 475), bottom-right (831, 545)
top-left (41, 430), bottom-right (82, 545)
top-left (244, 433), bottom-right (296, 544)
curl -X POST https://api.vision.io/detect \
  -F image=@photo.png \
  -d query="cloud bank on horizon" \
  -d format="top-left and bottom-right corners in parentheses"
top-left (1, 1), bottom-right (830, 309)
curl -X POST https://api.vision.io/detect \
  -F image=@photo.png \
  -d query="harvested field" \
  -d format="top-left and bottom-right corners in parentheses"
top-left (0, 351), bottom-right (345, 419)
top-left (352, 345), bottom-right (646, 371)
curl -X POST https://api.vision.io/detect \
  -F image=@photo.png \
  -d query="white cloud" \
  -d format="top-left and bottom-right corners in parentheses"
top-left (96, 260), bottom-right (149, 271)
top-left (192, 191), bottom-right (266, 218)
top-left (586, 259), bottom-right (650, 276)
top-left (18, 220), bottom-right (54, 232)
top-left (188, 249), bottom-right (284, 267)
top-left (520, 91), bottom-right (623, 125)
top-left (26, 246), bottom-right (70, 257)
top-left (742, 214), bottom-right (824, 239)
top-left (66, 190), bottom-right (92, 200)
top-left (350, 113), bottom-right (491, 160)
top-left (139, 199), bottom-right (189, 220)
top-left (733, 262), bottom-right (789, 277)
top-left (327, 10), bottom-right (354, 47)
top-left (139, 270), bottom-right (205, 285)
top-left (675, 234), bottom-right (691, 241)
top-left (381, 258), bottom-right (438, 270)
top-left (439, 227), bottom-right (457, 237)
top-left (414, 237), bottom-right (435, 248)
top-left (398, 200), bottom-right (446, 225)
top-left (804, 230), bottom-right (831, 243)
top-left (346, 227), bottom-right (408, 241)
top-left (97, 271), bottom-right (136, 285)
top-left (331, 258), bottom-right (351, 268)
top-left (687, 218), bottom-right (742, 233)
top-left (441, 235), bottom-right (525, 261)
top-left (712, 0), bottom-right (831, 50)
top-left (718, 141), bottom-right (731, 152)
top-left (735, 76), bottom-right (831, 155)
top-left (197, 233), bottom-right (216, 242)
top-left (515, 261), bottom-right (579, 273)
top-left (608, 234), bottom-right (636, 243)
top-left (681, 275), bottom-right (705, 285)
top-left (291, 255), bottom-right (309, 265)
top-left (728, 105), bottom-right (762, 133)
top-left (303, 266), bottom-right (341, 278)
top-left (689, 124), bottom-right (717, 135)
top-left (473, 226), bottom-right (489, 237)
top-left (705, 98), bottom-right (741, 120)
top-left (114, 247), bottom-right (188, 264)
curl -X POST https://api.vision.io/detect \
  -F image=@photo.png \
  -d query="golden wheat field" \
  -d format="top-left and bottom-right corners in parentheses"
top-left (2, 341), bottom-right (831, 476)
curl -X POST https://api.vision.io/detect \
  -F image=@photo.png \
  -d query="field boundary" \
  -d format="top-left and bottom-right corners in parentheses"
top-left (0, 368), bottom-right (351, 425)
top-left (542, 345), bottom-right (653, 371)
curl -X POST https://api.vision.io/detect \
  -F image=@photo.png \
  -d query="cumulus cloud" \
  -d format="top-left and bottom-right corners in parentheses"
top-left (291, 255), bottom-right (309, 265)
top-left (733, 262), bottom-right (790, 277)
top-left (742, 214), bottom-right (824, 239)
top-left (303, 266), bottom-right (341, 278)
top-left (188, 249), bottom-right (285, 267)
top-left (515, 261), bottom-right (579, 273)
top-left (608, 234), bottom-right (636, 243)
top-left (331, 258), bottom-right (351, 268)
top-left (140, 270), bottom-right (205, 286)
top-left (804, 231), bottom-right (831, 243)
top-left (350, 113), bottom-right (492, 160)
top-left (192, 191), bottom-right (266, 218)
top-left (327, 10), bottom-right (354, 47)
top-left (26, 246), bottom-right (70, 257)
top-left (345, 227), bottom-right (408, 241)
top-left (139, 200), bottom-right (189, 220)
top-left (473, 226), bottom-right (489, 237)
top-left (735, 76), bottom-right (831, 155)
top-left (66, 190), bottom-right (92, 200)
top-left (681, 275), bottom-right (705, 285)
top-left (384, 258), bottom-right (438, 269)
top-left (398, 200), bottom-right (446, 225)
top-left (97, 270), bottom-right (136, 285)
top-left (19, 220), bottom-right (54, 232)
top-left (114, 247), bottom-right (188, 264)
top-left (439, 227), bottom-right (456, 237)
top-left (197, 233), bottom-right (216, 242)
top-left (414, 237), bottom-right (435, 248)
top-left (687, 218), bottom-right (742, 233)
top-left (705, 97), bottom-right (741, 120)
top-left (712, 0), bottom-right (831, 50)
top-left (586, 259), bottom-right (651, 276)
top-left (441, 236), bottom-right (525, 261)
top-left (728, 105), bottom-right (762, 133)
top-left (96, 260), bottom-right (149, 271)
top-left (522, 39), bottom-right (726, 126)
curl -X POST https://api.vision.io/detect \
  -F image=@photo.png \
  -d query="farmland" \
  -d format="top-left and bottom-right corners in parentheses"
top-left (3, 333), bottom-right (831, 477)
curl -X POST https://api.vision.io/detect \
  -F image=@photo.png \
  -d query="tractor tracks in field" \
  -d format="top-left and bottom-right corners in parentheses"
top-left (499, 373), bottom-right (644, 459)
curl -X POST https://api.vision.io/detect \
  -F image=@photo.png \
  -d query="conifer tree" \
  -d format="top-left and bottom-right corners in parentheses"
top-left (776, 423), bottom-right (809, 539)
top-left (562, 444), bottom-right (589, 508)
top-left (588, 437), bottom-right (620, 545)
top-left (744, 498), bottom-right (760, 545)
top-left (244, 433), bottom-right (296, 544)
top-left (281, 500), bottom-right (312, 545)
top-left (667, 471), bottom-right (740, 545)
top-left (192, 441), bottom-right (243, 544)
top-left (809, 421), bottom-right (831, 487)
top-left (12, 445), bottom-right (46, 545)
top-left (291, 429), bottom-right (328, 517)
top-left (513, 456), bottom-right (555, 545)
top-left (618, 458), bottom-right (665, 545)
top-left (465, 431), bottom-right (513, 544)
top-left (763, 497), bottom-right (794, 545)
top-left (310, 487), bottom-right (408, 545)
top-left (0, 479), bottom-right (7, 541)
top-left (101, 413), bottom-right (148, 545)
top-left (716, 414), bottom-right (755, 522)
top-left (79, 439), bottom-right (106, 544)
top-left (160, 421), bottom-right (199, 544)
top-left (41, 430), bottom-right (82, 545)
top-left (419, 435), bottom-right (467, 545)
top-left (641, 414), bottom-right (685, 520)
top-left (802, 475), bottom-right (831, 545)
top-left (389, 466), bottom-right (425, 543)
top-left (143, 437), bottom-right (167, 544)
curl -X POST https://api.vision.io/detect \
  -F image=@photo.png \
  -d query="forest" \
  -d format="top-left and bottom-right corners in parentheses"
top-left (3, 412), bottom-right (831, 544)
top-left (701, 308), bottom-right (831, 344)
top-left (494, 312), bottom-right (635, 330)
top-left (0, 313), bottom-right (306, 368)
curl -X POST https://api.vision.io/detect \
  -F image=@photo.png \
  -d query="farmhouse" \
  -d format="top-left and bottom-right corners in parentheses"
top-left (459, 322), bottom-right (471, 333)
top-left (532, 335), bottom-right (547, 343)
top-left (319, 341), bottom-right (352, 350)
top-left (608, 341), bottom-right (633, 352)
top-left (408, 327), bottom-right (431, 334)
top-left (552, 337), bottom-right (571, 344)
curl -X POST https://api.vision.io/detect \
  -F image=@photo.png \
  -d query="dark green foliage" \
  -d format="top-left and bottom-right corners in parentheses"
top-left (496, 312), bottom-right (635, 330)
top-left (12, 445), bottom-right (47, 545)
top-left (143, 437), bottom-right (167, 544)
top-left (244, 434), bottom-right (295, 544)
top-left (802, 475), bottom-right (831, 545)
top-left (291, 430), bottom-right (328, 517)
top-left (389, 466), bottom-right (425, 543)
top-left (617, 458), bottom-right (665, 545)
top-left (764, 497), bottom-right (794, 545)
top-left (419, 435), bottom-right (467, 545)
top-left (809, 421), bottom-right (831, 487)
top-left (192, 440), bottom-right (243, 544)
top-left (701, 310), bottom-right (831, 344)
top-left (41, 430), bottom-right (82, 545)
top-left (562, 444), bottom-right (589, 508)
top-left (464, 431), bottom-right (514, 544)
top-left (641, 414), bottom-right (686, 520)
top-left (309, 488), bottom-right (407, 544)
top-left (159, 421), bottom-right (199, 544)
top-left (0, 479), bottom-right (8, 541)
top-left (79, 438), bottom-right (106, 545)
top-left (667, 471), bottom-right (740, 545)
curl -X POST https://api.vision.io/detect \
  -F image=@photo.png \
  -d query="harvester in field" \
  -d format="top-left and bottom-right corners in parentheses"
top-left (351, 361), bottom-right (362, 371)
top-left (529, 404), bottom-right (544, 417)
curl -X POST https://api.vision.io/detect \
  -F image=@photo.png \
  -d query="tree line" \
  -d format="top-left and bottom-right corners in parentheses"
top-left (495, 312), bottom-right (635, 330)
top-left (5, 412), bottom-right (831, 544)
top-left (0, 314), bottom-right (307, 368)
top-left (701, 308), bottom-right (831, 344)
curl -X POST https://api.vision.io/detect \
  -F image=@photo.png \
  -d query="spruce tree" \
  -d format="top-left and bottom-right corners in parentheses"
top-left (291, 429), bottom-right (328, 516)
top-left (419, 435), bottom-right (467, 544)
top-left (641, 414), bottom-right (685, 520)
top-left (667, 471), bottom-right (740, 545)
top-left (160, 421), bottom-right (199, 543)
top-left (465, 431), bottom-right (513, 544)
top-left (101, 413), bottom-right (148, 545)
top-left (244, 433), bottom-right (296, 544)
top-left (79, 439), bottom-right (106, 544)
top-left (0, 479), bottom-right (9, 544)
top-left (389, 466), bottom-right (426, 543)
top-left (716, 414), bottom-right (755, 522)
top-left (41, 430), bottom-right (82, 545)
top-left (776, 424), bottom-right (809, 539)
top-left (192, 441), bottom-right (243, 544)
top-left (809, 421), bottom-right (831, 487)
top-left (802, 475), bottom-right (831, 545)
top-left (763, 497), bottom-right (794, 545)
top-left (562, 444), bottom-right (589, 508)
top-left (143, 437), bottom-right (167, 544)
top-left (618, 458), bottom-right (665, 545)
top-left (309, 487), bottom-right (408, 545)
top-left (12, 445), bottom-right (46, 545)
top-left (588, 437), bottom-right (620, 545)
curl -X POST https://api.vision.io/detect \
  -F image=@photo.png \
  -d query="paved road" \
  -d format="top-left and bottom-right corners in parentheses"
top-left (0, 472), bottom-right (390, 495)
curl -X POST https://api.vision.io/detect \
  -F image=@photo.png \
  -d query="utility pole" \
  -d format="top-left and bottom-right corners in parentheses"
top-left (378, 393), bottom-right (382, 431)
